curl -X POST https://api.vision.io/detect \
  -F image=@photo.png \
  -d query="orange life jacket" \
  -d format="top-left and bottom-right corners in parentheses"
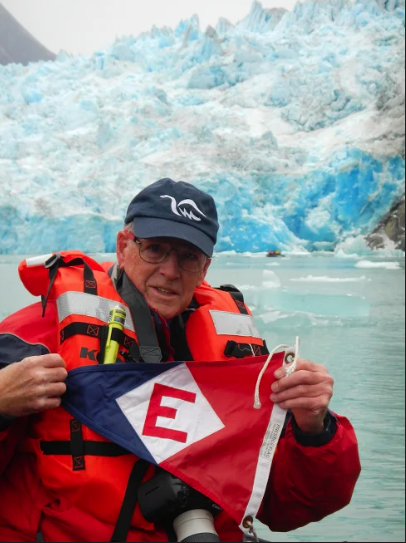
top-left (18, 251), bottom-right (268, 538)
top-left (186, 281), bottom-right (268, 361)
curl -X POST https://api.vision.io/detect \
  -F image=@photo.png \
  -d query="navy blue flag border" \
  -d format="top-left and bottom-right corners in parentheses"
top-left (62, 362), bottom-right (183, 465)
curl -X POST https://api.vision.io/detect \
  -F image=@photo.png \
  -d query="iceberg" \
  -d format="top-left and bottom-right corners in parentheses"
top-left (238, 285), bottom-right (371, 317)
top-left (257, 308), bottom-right (371, 329)
top-left (335, 234), bottom-right (405, 257)
top-left (355, 259), bottom-right (402, 269)
top-left (290, 275), bottom-right (370, 283)
top-left (0, 0), bottom-right (404, 255)
top-left (262, 269), bottom-right (282, 288)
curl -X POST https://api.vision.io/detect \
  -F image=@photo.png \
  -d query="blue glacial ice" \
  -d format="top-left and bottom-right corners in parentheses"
top-left (0, 0), bottom-right (404, 255)
top-left (239, 284), bottom-right (371, 318)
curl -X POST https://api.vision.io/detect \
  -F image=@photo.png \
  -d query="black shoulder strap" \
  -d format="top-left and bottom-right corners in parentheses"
top-left (170, 316), bottom-right (194, 361)
top-left (218, 284), bottom-right (249, 315)
top-left (42, 254), bottom-right (98, 317)
top-left (224, 340), bottom-right (269, 358)
top-left (169, 297), bottom-right (200, 362)
top-left (118, 274), bottom-right (162, 363)
top-left (110, 459), bottom-right (150, 543)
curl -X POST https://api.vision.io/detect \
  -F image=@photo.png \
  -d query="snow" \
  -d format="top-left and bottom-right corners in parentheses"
top-left (0, 0), bottom-right (404, 255)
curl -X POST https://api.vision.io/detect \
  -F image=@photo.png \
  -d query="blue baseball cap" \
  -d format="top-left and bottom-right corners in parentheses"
top-left (125, 179), bottom-right (219, 257)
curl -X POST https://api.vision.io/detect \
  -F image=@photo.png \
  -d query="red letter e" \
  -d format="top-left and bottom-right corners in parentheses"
top-left (143, 384), bottom-right (196, 443)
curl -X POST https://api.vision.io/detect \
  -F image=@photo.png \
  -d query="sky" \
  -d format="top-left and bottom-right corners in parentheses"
top-left (2, 0), bottom-right (298, 56)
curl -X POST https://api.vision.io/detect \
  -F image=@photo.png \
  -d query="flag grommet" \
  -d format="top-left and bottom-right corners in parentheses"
top-left (284, 353), bottom-right (295, 364)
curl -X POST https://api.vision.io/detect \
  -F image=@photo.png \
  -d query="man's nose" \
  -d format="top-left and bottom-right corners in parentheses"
top-left (159, 250), bottom-right (181, 280)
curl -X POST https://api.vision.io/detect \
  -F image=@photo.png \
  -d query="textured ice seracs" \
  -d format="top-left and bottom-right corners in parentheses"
top-left (0, 0), bottom-right (404, 255)
top-left (237, 1), bottom-right (288, 33)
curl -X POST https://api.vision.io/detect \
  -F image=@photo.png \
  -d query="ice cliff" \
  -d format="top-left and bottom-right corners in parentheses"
top-left (0, 0), bottom-right (404, 255)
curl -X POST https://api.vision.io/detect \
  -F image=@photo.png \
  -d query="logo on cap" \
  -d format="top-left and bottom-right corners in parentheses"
top-left (161, 195), bottom-right (207, 222)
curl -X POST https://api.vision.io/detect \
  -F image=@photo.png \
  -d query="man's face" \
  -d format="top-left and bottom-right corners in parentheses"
top-left (116, 231), bottom-right (211, 320)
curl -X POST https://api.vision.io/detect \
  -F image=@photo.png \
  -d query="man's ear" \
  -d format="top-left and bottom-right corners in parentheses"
top-left (196, 258), bottom-right (212, 288)
top-left (116, 231), bottom-right (128, 268)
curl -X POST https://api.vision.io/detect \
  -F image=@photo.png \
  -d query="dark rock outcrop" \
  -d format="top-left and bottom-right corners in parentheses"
top-left (0, 3), bottom-right (55, 65)
top-left (368, 197), bottom-right (405, 252)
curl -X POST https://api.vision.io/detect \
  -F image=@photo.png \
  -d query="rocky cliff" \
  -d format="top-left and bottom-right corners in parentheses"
top-left (368, 197), bottom-right (406, 252)
top-left (0, 3), bottom-right (55, 65)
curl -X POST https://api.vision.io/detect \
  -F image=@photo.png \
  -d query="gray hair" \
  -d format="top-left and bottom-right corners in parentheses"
top-left (124, 221), bottom-right (134, 233)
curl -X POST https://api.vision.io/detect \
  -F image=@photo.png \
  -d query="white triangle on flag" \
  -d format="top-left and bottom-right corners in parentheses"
top-left (116, 364), bottom-right (225, 464)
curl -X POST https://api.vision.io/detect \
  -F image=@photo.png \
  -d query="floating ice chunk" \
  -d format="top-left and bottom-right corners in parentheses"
top-left (216, 251), bottom-right (267, 258)
top-left (336, 236), bottom-right (405, 259)
top-left (335, 250), bottom-right (365, 260)
top-left (259, 309), bottom-right (333, 329)
top-left (258, 310), bottom-right (369, 329)
top-left (355, 260), bottom-right (401, 270)
top-left (262, 270), bottom-right (281, 288)
top-left (286, 250), bottom-right (311, 257)
top-left (239, 286), bottom-right (371, 318)
top-left (291, 275), bottom-right (370, 283)
top-left (262, 281), bottom-right (282, 289)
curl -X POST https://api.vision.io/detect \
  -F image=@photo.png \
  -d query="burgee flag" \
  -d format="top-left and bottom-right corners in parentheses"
top-left (62, 346), bottom-right (296, 533)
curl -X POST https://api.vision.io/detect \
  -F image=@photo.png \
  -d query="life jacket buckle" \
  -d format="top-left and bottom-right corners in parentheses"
top-left (45, 252), bottom-right (63, 269)
top-left (224, 340), bottom-right (253, 359)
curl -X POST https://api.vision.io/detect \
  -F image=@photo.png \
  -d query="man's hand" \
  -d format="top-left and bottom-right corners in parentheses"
top-left (0, 355), bottom-right (68, 418)
top-left (271, 359), bottom-right (334, 435)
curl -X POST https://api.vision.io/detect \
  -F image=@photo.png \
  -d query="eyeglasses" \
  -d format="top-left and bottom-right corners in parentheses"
top-left (132, 236), bottom-right (210, 273)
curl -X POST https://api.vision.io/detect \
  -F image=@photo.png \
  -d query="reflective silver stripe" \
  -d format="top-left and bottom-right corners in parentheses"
top-left (57, 291), bottom-right (135, 332)
top-left (209, 310), bottom-right (261, 339)
top-left (26, 254), bottom-right (53, 267)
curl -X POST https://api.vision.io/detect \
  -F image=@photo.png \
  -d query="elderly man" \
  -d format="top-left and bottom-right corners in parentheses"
top-left (0, 179), bottom-right (361, 542)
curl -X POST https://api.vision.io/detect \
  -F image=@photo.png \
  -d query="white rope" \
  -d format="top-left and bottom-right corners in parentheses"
top-left (253, 336), bottom-right (300, 410)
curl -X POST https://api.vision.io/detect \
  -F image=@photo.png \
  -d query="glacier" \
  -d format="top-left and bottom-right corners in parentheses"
top-left (0, 0), bottom-right (404, 255)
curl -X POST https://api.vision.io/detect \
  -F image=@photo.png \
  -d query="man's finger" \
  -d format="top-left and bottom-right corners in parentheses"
top-left (41, 354), bottom-right (67, 369)
top-left (271, 383), bottom-right (330, 404)
top-left (275, 359), bottom-right (327, 379)
top-left (272, 370), bottom-right (328, 392)
top-left (45, 382), bottom-right (67, 399)
top-left (40, 397), bottom-right (63, 412)
top-left (276, 396), bottom-right (329, 412)
top-left (45, 368), bottom-right (69, 384)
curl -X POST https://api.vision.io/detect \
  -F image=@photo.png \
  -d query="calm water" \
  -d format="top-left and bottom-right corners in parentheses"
top-left (0, 254), bottom-right (404, 542)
